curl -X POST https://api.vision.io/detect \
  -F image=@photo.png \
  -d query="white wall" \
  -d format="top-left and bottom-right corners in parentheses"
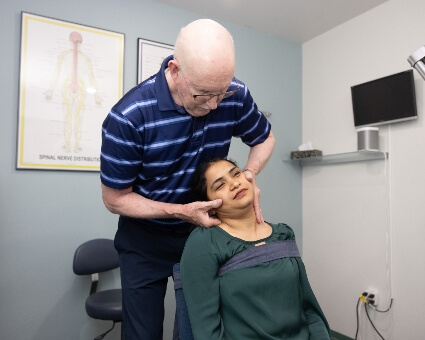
top-left (0, 0), bottom-right (301, 338)
top-left (302, 0), bottom-right (425, 338)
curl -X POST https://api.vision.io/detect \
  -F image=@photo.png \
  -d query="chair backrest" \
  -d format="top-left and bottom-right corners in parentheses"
top-left (173, 263), bottom-right (194, 340)
top-left (73, 239), bottom-right (119, 276)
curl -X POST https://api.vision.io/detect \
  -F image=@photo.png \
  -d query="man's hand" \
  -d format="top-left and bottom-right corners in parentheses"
top-left (181, 199), bottom-right (222, 227)
top-left (243, 170), bottom-right (264, 224)
top-left (102, 184), bottom-right (223, 226)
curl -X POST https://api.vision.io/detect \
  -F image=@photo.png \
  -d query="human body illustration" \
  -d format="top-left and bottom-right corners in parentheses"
top-left (45, 31), bottom-right (101, 153)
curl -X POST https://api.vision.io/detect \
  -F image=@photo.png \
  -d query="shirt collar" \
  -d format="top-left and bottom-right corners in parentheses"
top-left (155, 55), bottom-right (186, 114)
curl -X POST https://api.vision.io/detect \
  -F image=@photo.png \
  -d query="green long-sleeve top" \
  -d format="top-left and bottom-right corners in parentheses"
top-left (180, 222), bottom-right (331, 340)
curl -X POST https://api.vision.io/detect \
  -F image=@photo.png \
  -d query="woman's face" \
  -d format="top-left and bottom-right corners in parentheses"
top-left (204, 160), bottom-right (254, 213)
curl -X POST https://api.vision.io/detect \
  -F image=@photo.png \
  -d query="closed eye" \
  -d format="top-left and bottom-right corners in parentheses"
top-left (215, 182), bottom-right (225, 191)
top-left (232, 170), bottom-right (241, 177)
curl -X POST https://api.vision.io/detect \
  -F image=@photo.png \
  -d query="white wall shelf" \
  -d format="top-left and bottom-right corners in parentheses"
top-left (285, 150), bottom-right (388, 167)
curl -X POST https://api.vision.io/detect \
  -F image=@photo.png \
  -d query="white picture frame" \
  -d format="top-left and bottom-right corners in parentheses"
top-left (137, 38), bottom-right (174, 84)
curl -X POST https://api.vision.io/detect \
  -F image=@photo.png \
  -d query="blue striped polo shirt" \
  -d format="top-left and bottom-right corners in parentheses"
top-left (100, 55), bottom-right (271, 228)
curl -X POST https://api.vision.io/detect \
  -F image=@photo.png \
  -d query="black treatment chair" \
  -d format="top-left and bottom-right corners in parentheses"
top-left (73, 239), bottom-right (123, 340)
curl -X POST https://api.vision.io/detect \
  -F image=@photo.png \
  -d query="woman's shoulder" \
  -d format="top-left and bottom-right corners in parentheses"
top-left (186, 225), bottom-right (218, 240)
top-left (183, 226), bottom-right (248, 262)
top-left (184, 226), bottom-right (228, 249)
top-left (268, 222), bottom-right (296, 240)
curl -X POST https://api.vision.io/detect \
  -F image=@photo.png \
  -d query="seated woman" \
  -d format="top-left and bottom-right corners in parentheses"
top-left (180, 158), bottom-right (331, 340)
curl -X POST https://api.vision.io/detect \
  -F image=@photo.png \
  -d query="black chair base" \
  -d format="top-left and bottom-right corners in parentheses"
top-left (94, 320), bottom-right (122, 340)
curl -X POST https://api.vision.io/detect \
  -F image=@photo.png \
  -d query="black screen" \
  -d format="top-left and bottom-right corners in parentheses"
top-left (351, 70), bottom-right (417, 127)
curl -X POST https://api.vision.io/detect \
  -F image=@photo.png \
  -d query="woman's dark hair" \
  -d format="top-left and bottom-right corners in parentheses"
top-left (191, 158), bottom-right (238, 201)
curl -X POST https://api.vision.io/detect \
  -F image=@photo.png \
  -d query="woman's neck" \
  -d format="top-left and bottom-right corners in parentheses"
top-left (219, 213), bottom-right (271, 242)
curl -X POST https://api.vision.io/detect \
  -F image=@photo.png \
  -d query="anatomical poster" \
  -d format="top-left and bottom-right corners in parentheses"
top-left (17, 12), bottom-right (124, 171)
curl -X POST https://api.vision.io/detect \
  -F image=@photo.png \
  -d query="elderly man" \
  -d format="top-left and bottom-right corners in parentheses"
top-left (100, 19), bottom-right (275, 339)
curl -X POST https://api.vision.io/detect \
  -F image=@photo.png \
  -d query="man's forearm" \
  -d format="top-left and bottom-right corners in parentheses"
top-left (101, 184), bottom-right (182, 220)
top-left (244, 131), bottom-right (275, 175)
top-left (101, 184), bottom-right (222, 226)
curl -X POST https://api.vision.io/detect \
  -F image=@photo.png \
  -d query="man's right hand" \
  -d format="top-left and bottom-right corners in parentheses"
top-left (180, 199), bottom-right (222, 227)
top-left (102, 184), bottom-right (223, 227)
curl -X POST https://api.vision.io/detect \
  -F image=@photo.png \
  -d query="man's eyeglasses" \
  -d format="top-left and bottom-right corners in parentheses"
top-left (181, 71), bottom-right (240, 104)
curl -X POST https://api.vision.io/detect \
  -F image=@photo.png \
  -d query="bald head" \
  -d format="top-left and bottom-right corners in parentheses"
top-left (174, 19), bottom-right (235, 79)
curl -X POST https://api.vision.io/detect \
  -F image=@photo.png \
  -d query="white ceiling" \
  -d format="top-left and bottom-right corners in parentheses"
top-left (153, 0), bottom-right (388, 43)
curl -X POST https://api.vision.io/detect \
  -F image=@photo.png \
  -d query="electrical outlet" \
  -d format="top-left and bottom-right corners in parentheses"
top-left (362, 288), bottom-right (379, 307)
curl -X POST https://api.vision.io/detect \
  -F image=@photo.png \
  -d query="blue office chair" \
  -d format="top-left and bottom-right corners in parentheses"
top-left (73, 239), bottom-right (123, 340)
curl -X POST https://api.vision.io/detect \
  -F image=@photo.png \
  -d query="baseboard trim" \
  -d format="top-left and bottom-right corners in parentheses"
top-left (331, 329), bottom-right (354, 340)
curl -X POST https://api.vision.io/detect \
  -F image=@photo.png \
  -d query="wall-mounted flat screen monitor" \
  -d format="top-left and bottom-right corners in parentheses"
top-left (351, 70), bottom-right (418, 127)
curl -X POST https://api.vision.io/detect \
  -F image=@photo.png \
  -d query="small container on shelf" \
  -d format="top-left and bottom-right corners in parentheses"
top-left (290, 150), bottom-right (323, 159)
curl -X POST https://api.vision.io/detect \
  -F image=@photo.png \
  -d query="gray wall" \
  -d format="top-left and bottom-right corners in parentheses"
top-left (0, 0), bottom-right (302, 338)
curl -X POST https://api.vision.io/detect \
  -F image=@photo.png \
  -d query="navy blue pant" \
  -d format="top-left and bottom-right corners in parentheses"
top-left (114, 217), bottom-right (192, 340)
